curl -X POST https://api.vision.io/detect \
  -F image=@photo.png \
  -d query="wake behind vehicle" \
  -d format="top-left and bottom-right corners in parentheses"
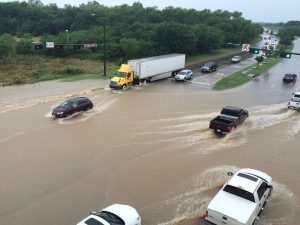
top-left (288, 92), bottom-right (300, 110)
top-left (201, 61), bottom-right (218, 73)
top-left (175, 69), bottom-right (193, 81)
top-left (205, 168), bottom-right (273, 225)
top-left (52, 97), bottom-right (93, 118)
top-left (77, 204), bottom-right (141, 225)
top-left (282, 73), bottom-right (297, 83)
top-left (109, 54), bottom-right (185, 90)
top-left (209, 106), bottom-right (248, 135)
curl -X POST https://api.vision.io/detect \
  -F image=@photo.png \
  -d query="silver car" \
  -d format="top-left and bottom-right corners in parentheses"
top-left (231, 55), bottom-right (241, 63)
top-left (175, 69), bottom-right (193, 81)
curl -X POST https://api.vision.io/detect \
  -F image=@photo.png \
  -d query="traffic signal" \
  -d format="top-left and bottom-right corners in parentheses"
top-left (280, 52), bottom-right (292, 59)
top-left (73, 44), bottom-right (82, 49)
top-left (34, 44), bottom-right (43, 50)
top-left (249, 47), bottom-right (260, 54)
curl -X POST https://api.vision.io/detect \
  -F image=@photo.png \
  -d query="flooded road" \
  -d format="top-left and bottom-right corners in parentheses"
top-left (1, 40), bottom-right (300, 225)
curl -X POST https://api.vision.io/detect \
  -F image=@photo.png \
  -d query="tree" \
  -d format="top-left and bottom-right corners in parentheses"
top-left (16, 38), bottom-right (33, 54)
top-left (0, 33), bottom-right (15, 58)
top-left (255, 55), bottom-right (264, 68)
top-left (120, 38), bottom-right (140, 60)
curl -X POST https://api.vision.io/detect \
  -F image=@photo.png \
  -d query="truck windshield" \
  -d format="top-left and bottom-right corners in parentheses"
top-left (115, 72), bottom-right (127, 78)
top-left (223, 185), bottom-right (255, 202)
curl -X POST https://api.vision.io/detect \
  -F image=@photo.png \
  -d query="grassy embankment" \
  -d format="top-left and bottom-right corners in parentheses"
top-left (0, 55), bottom-right (118, 86)
top-left (213, 44), bottom-right (294, 91)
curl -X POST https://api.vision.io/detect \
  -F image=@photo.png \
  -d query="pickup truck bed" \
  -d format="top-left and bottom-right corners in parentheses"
top-left (209, 106), bottom-right (248, 134)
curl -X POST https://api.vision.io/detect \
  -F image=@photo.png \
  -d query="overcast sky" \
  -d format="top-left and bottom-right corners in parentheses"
top-left (1, 0), bottom-right (300, 23)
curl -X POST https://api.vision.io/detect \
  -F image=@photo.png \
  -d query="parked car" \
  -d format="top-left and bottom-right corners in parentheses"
top-left (201, 61), bottom-right (218, 73)
top-left (288, 92), bottom-right (300, 110)
top-left (77, 204), bottom-right (141, 225)
top-left (175, 69), bottom-right (193, 81)
top-left (282, 73), bottom-right (297, 83)
top-left (205, 168), bottom-right (273, 225)
top-left (209, 106), bottom-right (248, 135)
top-left (52, 97), bottom-right (93, 118)
top-left (231, 56), bottom-right (241, 63)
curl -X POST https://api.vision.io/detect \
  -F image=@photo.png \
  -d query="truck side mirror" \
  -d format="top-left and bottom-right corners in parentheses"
top-left (90, 211), bottom-right (96, 215)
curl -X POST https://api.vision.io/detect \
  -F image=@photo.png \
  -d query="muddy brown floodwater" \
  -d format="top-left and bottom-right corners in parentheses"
top-left (1, 40), bottom-right (300, 225)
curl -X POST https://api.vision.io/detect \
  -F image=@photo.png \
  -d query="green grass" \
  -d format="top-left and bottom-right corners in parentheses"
top-left (186, 48), bottom-right (241, 64)
top-left (61, 69), bottom-right (117, 82)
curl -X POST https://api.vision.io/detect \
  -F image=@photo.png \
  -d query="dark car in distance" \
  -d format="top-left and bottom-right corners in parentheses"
top-left (52, 97), bottom-right (93, 118)
top-left (201, 61), bottom-right (218, 73)
top-left (282, 73), bottom-right (297, 83)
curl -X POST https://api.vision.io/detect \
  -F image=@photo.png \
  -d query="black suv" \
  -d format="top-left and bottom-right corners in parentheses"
top-left (52, 97), bottom-right (93, 118)
top-left (201, 61), bottom-right (218, 73)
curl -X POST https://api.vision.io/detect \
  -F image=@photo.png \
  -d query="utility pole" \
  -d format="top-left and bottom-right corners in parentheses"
top-left (103, 22), bottom-right (107, 76)
top-left (66, 30), bottom-right (69, 44)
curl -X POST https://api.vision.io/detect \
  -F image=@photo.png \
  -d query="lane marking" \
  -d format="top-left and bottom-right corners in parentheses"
top-left (189, 81), bottom-right (212, 86)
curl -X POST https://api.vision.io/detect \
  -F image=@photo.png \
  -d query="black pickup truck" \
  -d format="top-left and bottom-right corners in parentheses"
top-left (209, 106), bottom-right (249, 134)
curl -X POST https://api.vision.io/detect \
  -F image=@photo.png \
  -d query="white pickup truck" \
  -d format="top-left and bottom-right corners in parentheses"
top-left (205, 168), bottom-right (273, 225)
top-left (288, 92), bottom-right (300, 110)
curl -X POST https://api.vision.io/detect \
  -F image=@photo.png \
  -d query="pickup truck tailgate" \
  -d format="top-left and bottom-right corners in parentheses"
top-left (206, 191), bottom-right (256, 225)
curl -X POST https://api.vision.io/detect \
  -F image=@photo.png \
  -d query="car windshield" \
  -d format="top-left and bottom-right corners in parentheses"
top-left (115, 72), bottom-right (127, 78)
top-left (178, 71), bottom-right (187, 75)
top-left (94, 211), bottom-right (125, 225)
top-left (292, 97), bottom-right (300, 102)
top-left (285, 74), bottom-right (294, 78)
top-left (223, 184), bottom-right (255, 202)
top-left (59, 101), bottom-right (72, 108)
top-left (204, 63), bottom-right (213, 67)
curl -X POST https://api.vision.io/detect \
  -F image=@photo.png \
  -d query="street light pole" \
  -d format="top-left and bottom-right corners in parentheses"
top-left (103, 22), bottom-right (107, 77)
top-left (66, 30), bottom-right (69, 44)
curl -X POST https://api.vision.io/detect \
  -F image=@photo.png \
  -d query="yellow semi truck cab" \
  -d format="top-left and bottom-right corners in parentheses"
top-left (109, 64), bottom-right (134, 90)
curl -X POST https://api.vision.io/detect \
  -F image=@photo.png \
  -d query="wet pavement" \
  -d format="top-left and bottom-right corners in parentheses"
top-left (1, 40), bottom-right (300, 225)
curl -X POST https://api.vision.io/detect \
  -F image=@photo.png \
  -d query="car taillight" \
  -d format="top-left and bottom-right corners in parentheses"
top-left (227, 126), bottom-right (232, 132)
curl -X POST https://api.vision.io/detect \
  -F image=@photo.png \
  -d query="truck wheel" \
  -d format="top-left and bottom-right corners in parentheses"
top-left (122, 85), bottom-right (127, 91)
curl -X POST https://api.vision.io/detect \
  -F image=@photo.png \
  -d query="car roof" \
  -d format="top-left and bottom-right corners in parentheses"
top-left (66, 97), bottom-right (89, 103)
top-left (233, 55), bottom-right (241, 58)
top-left (222, 106), bottom-right (244, 111)
top-left (227, 168), bottom-right (271, 193)
top-left (180, 69), bottom-right (191, 73)
top-left (284, 73), bottom-right (295, 76)
top-left (228, 172), bottom-right (261, 193)
top-left (205, 61), bottom-right (216, 65)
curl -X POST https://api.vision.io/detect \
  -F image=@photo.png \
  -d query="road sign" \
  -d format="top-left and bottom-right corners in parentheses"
top-left (84, 43), bottom-right (97, 48)
top-left (46, 42), bottom-right (54, 48)
top-left (242, 44), bottom-right (250, 52)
